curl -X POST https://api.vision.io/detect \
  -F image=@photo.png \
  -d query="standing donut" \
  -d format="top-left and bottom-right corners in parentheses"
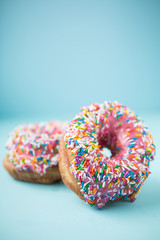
top-left (4, 121), bottom-right (66, 184)
top-left (59, 101), bottom-right (156, 208)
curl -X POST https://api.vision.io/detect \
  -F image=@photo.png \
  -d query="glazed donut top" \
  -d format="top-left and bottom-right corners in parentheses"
top-left (6, 122), bottom-right (65, 175)
top-left (64, 101), bottom-right (156, 208)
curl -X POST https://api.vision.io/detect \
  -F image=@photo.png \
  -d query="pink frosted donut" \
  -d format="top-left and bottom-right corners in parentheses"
top-left (63, 101), bottom-right (156, 208)
top-left (6, 121), bottom-right (66, 175)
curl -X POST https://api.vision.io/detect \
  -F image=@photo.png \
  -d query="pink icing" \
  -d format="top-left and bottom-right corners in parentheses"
top-left (6, 122), bottom-right (66, 175)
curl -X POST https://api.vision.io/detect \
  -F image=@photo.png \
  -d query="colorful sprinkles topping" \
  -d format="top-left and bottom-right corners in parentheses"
top-left (6, 122), bottom-right (66, 175)
top-left (64, 101), bottom-right (156, 208)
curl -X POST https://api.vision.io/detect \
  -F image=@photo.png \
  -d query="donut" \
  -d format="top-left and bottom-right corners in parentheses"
top-left (4, 121), bottom-right (66, 184)
top-left (59, 101), bottom-right (156, 208)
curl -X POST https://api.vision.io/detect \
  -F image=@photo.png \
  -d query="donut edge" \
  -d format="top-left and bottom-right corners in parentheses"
top-left (3, 154), bottom-right (61, 184)
top-left (59, 136), bottom-right (84, 200)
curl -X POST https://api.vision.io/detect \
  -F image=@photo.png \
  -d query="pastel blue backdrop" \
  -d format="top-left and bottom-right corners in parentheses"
top-left (0, 1), bottom-right (160, 240)
top-left (0, 0), bottom-right (160, 120)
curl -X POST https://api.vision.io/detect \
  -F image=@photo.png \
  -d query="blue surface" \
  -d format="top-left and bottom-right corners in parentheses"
top-left (0, 113), bottom-right (160, 240)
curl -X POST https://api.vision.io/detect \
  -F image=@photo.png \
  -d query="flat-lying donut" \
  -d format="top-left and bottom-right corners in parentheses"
top-left (59, 101), bottom-right (156, 208)
top-left (4, 122), bottom-right (66, 184)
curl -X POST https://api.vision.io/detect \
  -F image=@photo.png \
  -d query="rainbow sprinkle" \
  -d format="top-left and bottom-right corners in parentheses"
top-left (64, 101), bottom-right (156, 208)
top-left (6, 122), bottom-right (66, 175)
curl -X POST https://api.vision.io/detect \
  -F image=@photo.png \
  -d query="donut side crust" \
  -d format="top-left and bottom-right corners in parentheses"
top-left (3, 155), bottom-right (61, 184)
top-left (59, 137), bottom-right (83, 200)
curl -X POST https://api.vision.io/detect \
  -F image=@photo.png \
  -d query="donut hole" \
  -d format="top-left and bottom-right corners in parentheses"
top-left (102, 147), bottom-right (112, 158)
top-left (98, 131), bottom-right (120, 157)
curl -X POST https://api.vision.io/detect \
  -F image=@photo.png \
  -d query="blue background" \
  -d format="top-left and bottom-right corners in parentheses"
top-left (0, 0), bottom-right (160, 119)
top-left (0, 1), bottom-right (160, 240)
